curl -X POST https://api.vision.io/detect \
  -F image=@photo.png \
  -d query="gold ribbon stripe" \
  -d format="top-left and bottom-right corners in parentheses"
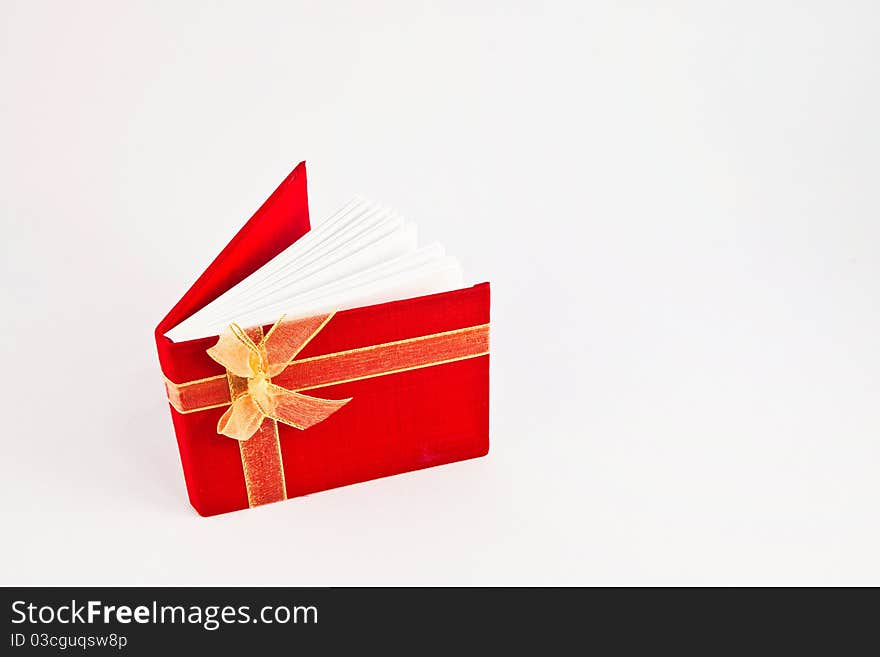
top-left (227, 325), bottom-right (288, 507)
top-left (165, 323), bottom-right (490, 413)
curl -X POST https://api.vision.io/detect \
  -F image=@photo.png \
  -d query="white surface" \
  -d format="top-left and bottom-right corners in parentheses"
top-left (1, 1), bottom-right (879, 586)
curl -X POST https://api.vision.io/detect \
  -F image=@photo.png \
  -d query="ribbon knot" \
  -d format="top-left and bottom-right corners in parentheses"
top-left (246, 371), bottom-right (272, 410)
top-left (206, 314), bottom-right (351, 441)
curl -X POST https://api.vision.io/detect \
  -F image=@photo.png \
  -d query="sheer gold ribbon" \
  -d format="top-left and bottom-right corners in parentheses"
top-left (164, 313), bottom-right (490, 508)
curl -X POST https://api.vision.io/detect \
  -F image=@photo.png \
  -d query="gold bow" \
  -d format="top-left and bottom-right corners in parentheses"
top-left (207, 314), bottom-right (351, 441)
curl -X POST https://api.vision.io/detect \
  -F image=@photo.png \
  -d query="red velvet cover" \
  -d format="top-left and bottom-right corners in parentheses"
top-left (155, 162), bottom-right (490, 516)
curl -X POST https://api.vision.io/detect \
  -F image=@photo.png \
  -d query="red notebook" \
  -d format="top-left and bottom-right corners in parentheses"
top-left (155, 162), bottom-right (490, 516)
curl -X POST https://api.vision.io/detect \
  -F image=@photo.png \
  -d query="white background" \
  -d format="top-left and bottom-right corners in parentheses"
top-left (2, 1), bottom-right (879, 585)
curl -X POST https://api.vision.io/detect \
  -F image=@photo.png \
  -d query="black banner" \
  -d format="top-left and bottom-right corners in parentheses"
top-left (0, 587), bottom-right (869, 654)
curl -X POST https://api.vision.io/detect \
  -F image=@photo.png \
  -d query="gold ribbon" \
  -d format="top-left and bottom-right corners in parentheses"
top-left (208, 313), bottom-right (351, 441)
top-left (164, 313), bottom-right (490, 508)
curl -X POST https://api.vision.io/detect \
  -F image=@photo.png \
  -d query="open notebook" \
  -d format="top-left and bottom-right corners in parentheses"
top-left (156, 163), bottom-right (489, 515)
top-left (166, 197), bottom-right (464, 342)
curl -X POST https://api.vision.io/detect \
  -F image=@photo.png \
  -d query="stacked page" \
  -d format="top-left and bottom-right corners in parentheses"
top-left (166, 197), bottom-right (464, 342)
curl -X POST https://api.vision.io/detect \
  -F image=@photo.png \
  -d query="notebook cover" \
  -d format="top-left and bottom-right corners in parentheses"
top-left (155, 163), bottom-right (490, 516)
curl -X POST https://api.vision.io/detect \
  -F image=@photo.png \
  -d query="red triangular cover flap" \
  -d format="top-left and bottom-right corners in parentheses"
top-left (155, 161), bottom-right (311, 340)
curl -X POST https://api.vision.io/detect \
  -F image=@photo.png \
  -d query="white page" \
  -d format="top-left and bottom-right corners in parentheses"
top-left (182, 198), bottom-right (383, 325)
top-left (165, 198), bottom-right (465, 342)
top-left (220, 223), bottom-right (419, 319)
